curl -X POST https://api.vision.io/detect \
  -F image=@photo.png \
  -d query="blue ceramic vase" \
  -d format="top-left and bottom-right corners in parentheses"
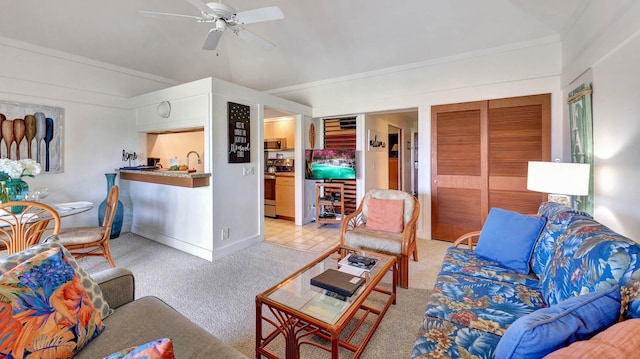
top-left (98, 173), bottom-right (124, 239)
top-left (6, 178), bottom-right (29, 213)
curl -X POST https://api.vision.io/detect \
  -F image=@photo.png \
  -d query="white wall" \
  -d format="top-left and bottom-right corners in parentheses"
top-left (208, 78), bottom-right (312, 258)
top-left (0, 37), bottom-right (175, 231)
top-left (561, 1), bottom-right (640, 241)
top-left (271, 39), bottom-right (563, 239)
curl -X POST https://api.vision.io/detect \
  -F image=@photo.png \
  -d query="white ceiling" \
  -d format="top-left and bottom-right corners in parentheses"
top-left (0, 0), bottom-right (586, 93)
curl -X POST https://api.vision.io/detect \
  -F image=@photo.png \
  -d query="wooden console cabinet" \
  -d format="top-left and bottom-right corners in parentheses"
top-left (315, 183), bottom-right (345, 228)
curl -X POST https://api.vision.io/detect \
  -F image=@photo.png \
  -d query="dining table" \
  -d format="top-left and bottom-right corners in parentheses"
top-left (0, 201), bottom-right (94, 254)
top-left (52, 201), bottom-right (94, 217)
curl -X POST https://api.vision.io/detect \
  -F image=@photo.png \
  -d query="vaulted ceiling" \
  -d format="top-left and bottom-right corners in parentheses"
top-left (0, 0), bottom-right (586, 93)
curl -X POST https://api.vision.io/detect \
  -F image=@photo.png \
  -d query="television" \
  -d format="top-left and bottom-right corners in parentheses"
top-left (305, 149), bottom-right (356, 180)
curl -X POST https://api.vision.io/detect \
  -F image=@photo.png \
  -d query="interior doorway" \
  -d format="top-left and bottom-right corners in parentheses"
top-left (388, 125), bottom-right (401, 190)
top-left (413, 132), bottom-right (418, 196)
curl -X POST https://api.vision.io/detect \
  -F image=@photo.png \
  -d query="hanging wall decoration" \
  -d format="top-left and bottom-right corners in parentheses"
top-left (567, 82), bottom-right (594, 214)
top-left (367, 129), bottom-right (386, 151)
top-left (228, 102), bottom-right (251, 163)
top-left (0, 100), bottom-right (64, 173)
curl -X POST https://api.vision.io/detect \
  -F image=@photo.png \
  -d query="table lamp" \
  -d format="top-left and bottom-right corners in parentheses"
top-left (527, 161), bottom-right (591, 208)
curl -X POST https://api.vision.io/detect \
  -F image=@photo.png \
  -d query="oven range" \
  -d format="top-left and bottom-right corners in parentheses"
top-left (264, 158), bottom-right (294, 218)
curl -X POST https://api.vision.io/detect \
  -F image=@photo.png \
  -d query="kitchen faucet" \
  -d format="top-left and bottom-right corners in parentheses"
top-left (186, 151), bottom-right (201, 169)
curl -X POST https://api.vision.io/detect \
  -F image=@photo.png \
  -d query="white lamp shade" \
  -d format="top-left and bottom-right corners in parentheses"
top-left (527, 161), bottom-right (591, 196)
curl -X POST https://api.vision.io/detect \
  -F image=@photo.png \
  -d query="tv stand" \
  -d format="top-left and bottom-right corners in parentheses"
top-left (315, 182), bottom-right (345, 228)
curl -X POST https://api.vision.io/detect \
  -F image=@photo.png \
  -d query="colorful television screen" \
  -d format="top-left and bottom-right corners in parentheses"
top-left (305, 149), bottom-right (356, 180)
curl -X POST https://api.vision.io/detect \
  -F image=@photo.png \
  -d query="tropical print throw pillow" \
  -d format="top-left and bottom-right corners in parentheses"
top-left (0, 247), bottom-right (104, 359)
top-left (105, 338), bottom-right (175, 359)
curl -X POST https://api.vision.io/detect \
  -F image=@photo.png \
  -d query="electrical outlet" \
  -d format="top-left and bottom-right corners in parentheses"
top-left (221, 228), bottom-right (229, 240)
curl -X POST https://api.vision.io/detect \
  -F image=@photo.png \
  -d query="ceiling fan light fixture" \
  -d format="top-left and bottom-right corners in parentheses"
top-left (215, 18), bottom-right (226, 31)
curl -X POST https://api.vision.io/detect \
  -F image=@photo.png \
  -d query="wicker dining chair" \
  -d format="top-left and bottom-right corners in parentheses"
top-left (58, 185), bottom-right (119, 267)
top-left (0, 201), bottom-right (61, 254)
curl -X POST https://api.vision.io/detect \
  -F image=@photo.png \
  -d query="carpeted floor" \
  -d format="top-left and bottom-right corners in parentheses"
top-left (79, 233), bottom-right (449, 358)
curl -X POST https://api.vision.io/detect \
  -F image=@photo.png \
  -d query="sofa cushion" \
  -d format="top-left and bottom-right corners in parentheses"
top-left (0, 236), bottom-right (113, 319)
top-left (411, 316), bottom-right (502, 359)
top-left (544, 318), bottom-right (640, 359)
top-left (74, 296), bottom-right (248, 359)
top-left (425, 273), bottom-right (547, 336)
top-left (0, 247), bottom-right (104, 358)
top-left (495, 286), bottom-right (621, 358)
top-left (365, 197), bottom-right (404, 233)
top-left (538, 216), bottom-right (640, 308)
top-left (531, 202), bottom-right (593, 278)
top-left (105, 338), bottom-right (175, 359)
top-left (475, 208), bottom-right (546, 274)
top-left (441, 246), bottom-right (540, 288)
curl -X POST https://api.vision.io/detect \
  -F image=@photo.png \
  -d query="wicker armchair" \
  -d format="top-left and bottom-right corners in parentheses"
top-left (340, 189), bottom-right (420, 288)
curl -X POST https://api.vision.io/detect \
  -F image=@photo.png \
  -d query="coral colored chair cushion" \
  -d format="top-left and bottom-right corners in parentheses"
top-left (366, 198), bottom-right (404, 233)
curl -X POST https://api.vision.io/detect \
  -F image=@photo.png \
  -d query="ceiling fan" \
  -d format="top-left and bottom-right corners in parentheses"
top-left (140, 0), bottom-right (284, 51)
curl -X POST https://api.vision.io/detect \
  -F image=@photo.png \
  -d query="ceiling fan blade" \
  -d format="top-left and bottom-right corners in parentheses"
top-left (187, 0), bottom-right (215, 15)
top-left (139, 11), bottom-right (202, 21)
top-left (233, 27), bottom-right (276, 51)
top-left (202, 28), bottom-right (224, 50)
top-left (235, 6), bottom-right (284, 24)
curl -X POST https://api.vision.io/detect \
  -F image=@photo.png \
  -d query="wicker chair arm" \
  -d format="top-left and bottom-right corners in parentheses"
top-left (452, 230), bottom-right (482, 249)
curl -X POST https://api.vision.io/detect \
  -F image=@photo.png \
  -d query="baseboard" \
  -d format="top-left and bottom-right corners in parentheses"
top-left (213, 235), bottom-right (262, 260)
top-left (131, 224), bottom-right (213, 261)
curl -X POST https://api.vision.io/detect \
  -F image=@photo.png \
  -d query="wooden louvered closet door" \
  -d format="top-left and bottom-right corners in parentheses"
top-left (431, 94), bottom-right (550, 242)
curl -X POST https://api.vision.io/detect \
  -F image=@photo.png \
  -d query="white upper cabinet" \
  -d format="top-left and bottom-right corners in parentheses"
top-left (132, 78), bottom-right (212, 133)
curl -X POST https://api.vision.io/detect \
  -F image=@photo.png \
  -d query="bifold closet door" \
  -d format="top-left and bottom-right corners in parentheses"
top-left (431, 101), bottom-right (488, 242)
top-left (431, 94), bottom-right (550, 242)
top-left (488, 95), bottom-right (549, 215)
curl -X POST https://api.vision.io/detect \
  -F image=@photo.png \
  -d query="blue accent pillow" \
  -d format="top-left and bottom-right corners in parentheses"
top-left (495, 286), bottom-right (621, 359)
top-left (475, 208), bottom-right (546, 274)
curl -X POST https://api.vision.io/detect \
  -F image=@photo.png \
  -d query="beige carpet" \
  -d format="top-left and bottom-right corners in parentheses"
top-left (79, 233), bottom-right (450, 358)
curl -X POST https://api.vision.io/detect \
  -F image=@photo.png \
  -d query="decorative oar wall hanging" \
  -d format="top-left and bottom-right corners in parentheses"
top-left (0, 100), bottom-right (63, 173)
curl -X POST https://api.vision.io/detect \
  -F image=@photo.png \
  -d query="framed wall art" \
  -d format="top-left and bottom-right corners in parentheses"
top-left (0, 100), bottom-right (64, 173)
top-left (367, 129), bottom-right (386, 151)
top-left (228, 102), bottom-right (251, 163)
top-left (568, 82), bottom-right (594, 214)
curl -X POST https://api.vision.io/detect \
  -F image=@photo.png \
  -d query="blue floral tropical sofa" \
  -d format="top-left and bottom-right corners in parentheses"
top-left (411, 202), bottom-right (640, 358)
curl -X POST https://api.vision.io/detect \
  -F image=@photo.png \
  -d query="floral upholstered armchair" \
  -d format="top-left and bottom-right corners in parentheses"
top-left (340, 189), bottom-right (420, 288)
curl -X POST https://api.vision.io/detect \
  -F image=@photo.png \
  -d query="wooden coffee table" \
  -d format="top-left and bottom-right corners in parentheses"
top-left (255, 245), bottom-right (397, 359)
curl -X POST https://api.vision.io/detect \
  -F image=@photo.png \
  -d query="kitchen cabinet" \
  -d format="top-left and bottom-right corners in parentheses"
top-left (264, 118), bottom-right (295, 150)
top-left (275, 175), bottom-right (295, 219)
top-left (264, 122), bottom-right (274, 140)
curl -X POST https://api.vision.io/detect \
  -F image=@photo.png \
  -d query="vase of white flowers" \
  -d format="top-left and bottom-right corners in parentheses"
top-left (0, 158), bottom-right (41, 213)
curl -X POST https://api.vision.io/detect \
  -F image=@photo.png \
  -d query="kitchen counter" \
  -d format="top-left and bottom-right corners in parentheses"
top-left (275, 172), bottom-right (295, 177)
top-left (119, 169), bottom-right (211, 188)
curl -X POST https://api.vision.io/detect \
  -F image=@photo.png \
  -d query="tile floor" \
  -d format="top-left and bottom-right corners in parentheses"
top-left (264, 217), bottom-right (341, 252)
